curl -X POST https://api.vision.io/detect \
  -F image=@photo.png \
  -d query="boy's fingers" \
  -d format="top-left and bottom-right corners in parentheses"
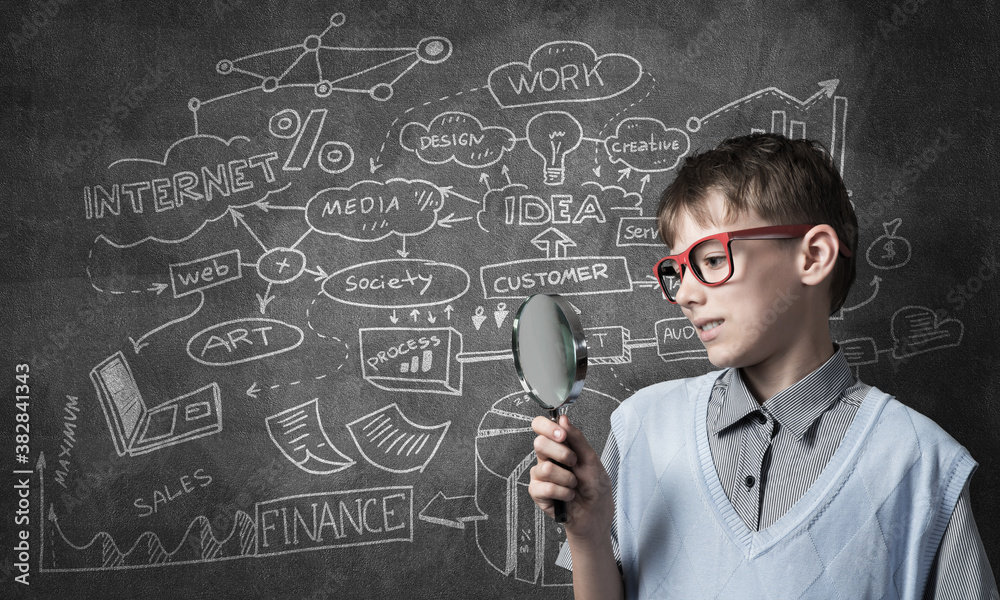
top-left (531, 461), bottom-right (577, 488)
top-left (529, 480), bottom-right (576, 503)
top-left (533, 435), bottom-right (577, 467)
top-left (531, 415), bottom-right (567, 442)
top-left (556, 415), bottom-right (598, 462)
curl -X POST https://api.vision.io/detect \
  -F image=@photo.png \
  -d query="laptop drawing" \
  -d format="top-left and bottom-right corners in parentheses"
top-left (90, 351), bottom-right (222, 457)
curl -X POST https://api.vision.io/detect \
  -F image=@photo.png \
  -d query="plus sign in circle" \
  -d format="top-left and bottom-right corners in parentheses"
top-left (257, 247), bottom-right (307, 284)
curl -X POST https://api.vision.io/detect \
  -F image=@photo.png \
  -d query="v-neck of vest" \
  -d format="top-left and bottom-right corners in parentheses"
top-left (690, 368), bottom-right (891, 559)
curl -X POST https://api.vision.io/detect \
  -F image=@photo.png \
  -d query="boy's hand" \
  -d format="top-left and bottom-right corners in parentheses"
top-left (528, 414), bottom-right (614, 543)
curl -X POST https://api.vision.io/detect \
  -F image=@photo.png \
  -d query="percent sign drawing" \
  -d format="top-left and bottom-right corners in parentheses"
top-left (269, 108), bottom-right (355, 174)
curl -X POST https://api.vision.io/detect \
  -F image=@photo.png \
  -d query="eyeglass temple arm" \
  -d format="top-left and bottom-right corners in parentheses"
top-left (729, 227), bottom-right (853, 258)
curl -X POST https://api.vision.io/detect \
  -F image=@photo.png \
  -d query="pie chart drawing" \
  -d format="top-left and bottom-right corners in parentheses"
top-left (474, 388), bottom-right (620, 586)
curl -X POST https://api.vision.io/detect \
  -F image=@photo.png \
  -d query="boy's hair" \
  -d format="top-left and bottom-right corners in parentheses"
top-left (656, 133), bottom-right (858, 315)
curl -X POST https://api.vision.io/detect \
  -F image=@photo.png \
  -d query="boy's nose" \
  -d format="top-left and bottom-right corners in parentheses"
top-left (673, 270), bottom-right (704, 306)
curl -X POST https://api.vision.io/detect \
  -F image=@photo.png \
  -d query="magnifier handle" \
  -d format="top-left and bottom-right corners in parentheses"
top-left (548, 409), bottom-right (570, 523)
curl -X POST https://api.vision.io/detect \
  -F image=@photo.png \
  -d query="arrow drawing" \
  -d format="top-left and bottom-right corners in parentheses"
top-left (419, 492), bottom-right (487, 529)
top-left (256, 283), bottom-right (277, 314)
top-left (440, 186), bottom-right (480, 205)
top-left (37, 452), bottom-right (47, 571)
top-left (290, 227), bottom-right (314, 251)
top-left (229, 207), bottom-right (269, 251)
top-left (690, 79), bottom-right (839, 132)
top-left (303, 264), bottom-right (330, 281)
top-left (639, 173), bottom-right (651, 193)
top-left (256, 200), bottom-right (306, 213)
top-left (129, 291), bottom-right (205, 353)
top-left (531, 227), bottom-right (576, 258)
top-left (630, 274), bottom-right (660, 290)
top-left (840, 275), bottom-right (881, 314)
top-left (437, 213), bottom-right (473, 228)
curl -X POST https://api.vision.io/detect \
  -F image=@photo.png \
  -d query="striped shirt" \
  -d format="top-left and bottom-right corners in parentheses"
top-left (592, 345), bottom-right (998, 599)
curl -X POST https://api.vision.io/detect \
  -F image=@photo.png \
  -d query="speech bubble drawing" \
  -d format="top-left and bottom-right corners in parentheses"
top-left (891, 305), bottom-right (963, 359)
top-left (603, 117), bottom-right (690, 172)
top-left (400, 112), bottom-right (516, 169)
top-left (321, 258), bottom-right (470, 309)
top-left (186, 318), bottom-right (304, 367)
top-left (305, 178), bottom-right (445, 242)
top-left (86, 135), bottom-right (290, 247)
top-left (580, 181), bottom-right (644, 215)
top-left (488, 41), bottom-right (643, 108)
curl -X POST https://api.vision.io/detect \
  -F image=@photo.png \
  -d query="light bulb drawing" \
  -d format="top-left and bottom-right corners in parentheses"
top-left (526, 111), bottom-right (584, 186)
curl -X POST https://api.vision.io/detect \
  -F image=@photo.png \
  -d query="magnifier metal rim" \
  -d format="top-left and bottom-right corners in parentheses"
top-left (511, 293), bottom-right (589, 410)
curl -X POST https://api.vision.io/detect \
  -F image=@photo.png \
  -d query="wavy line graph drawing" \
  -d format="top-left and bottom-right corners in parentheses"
top-left (44, 506), bottom-right (257, 571)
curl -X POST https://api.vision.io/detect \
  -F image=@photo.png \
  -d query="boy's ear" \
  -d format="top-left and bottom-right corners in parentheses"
top-left (798, 224), bottom-right (839, 287)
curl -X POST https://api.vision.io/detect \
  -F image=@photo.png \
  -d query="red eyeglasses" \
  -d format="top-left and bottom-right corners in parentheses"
top-left (653, 224), bottom-right (853, 303)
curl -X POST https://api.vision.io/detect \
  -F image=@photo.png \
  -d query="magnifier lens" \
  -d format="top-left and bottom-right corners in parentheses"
top-left (514, 295), bottom-right (580, 410)
top-left (512, 293), bottom-right (587, 525)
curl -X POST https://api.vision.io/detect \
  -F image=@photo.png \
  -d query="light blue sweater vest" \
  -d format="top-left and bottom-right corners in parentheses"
top-left (611, 369), bottom-right (976, 600)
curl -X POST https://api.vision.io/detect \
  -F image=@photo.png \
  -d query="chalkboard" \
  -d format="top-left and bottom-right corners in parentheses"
top-left (2, 0), bottom-right (998, 597)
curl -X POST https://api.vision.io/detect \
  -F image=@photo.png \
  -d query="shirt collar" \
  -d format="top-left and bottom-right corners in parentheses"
top-left (710, 344), bottom-right (856, 440)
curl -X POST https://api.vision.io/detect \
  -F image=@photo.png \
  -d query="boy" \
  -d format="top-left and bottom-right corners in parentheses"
top-left (529, 133), bottom-right (998, 599)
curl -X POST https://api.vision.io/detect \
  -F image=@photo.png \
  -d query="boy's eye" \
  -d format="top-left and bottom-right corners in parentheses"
top-left (703, 255), bottom-right (727, 269)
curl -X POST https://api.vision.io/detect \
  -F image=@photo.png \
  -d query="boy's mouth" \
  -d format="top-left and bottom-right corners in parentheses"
top-left (695, 319), bottom-right (724, 331)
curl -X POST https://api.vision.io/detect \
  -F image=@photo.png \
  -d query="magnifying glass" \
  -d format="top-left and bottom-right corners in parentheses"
top-left (511, 293), bottom-right (588, 523)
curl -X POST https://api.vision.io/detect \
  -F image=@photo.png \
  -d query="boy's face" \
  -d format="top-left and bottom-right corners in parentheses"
top-left (668, 190), bottom-right (806, 369)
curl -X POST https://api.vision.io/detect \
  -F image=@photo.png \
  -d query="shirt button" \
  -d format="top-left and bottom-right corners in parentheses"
top-left (756, 413), bottom-right (767, 424)
top-left (745, 475), bottom-right (756, 488)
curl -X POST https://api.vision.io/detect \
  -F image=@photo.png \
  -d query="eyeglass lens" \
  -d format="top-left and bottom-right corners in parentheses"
top-left (658, 238), bottom-right (732, 300)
